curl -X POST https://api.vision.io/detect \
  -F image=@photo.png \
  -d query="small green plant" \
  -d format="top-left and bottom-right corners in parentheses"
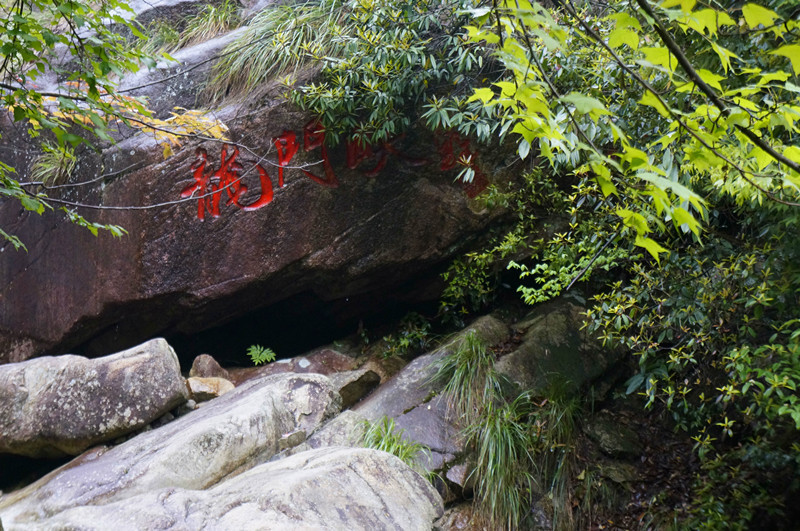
top-left (137, 20), bottom-right (181, 56)
top-left (362, 416), bottom-right (429, 473)
top-left (29, 143), bottom-right (76, 187)
top-left (247, 344), bottom-right (276, 365)
top-left (381, 312), bottom-right (432, 359)
top-left (179, 0), bottom-right (241, 48)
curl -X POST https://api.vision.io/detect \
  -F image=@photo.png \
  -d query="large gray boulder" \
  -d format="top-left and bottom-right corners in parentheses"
top-left (0, 372), bottom-right (340, 526)
top-left (0, 338), bottom-right (188, 458)
top-left (0, 61), bottom-right (508, 364)
top-left (495, 299), bottom-right (622, 394)
top-left (15, 447), bottom-right (443, 530)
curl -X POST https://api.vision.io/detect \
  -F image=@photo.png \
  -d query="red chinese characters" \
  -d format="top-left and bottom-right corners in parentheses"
top-left (346, 135), bottom-right (427, 178)
top-left (273, 130), bottom-right (299, 188)
top-left (181, 144), bottom-right (274, 219)
top-left (182, 126), bottom-right (489, 220)
top-left (301, 121), bottom-right (339, 187)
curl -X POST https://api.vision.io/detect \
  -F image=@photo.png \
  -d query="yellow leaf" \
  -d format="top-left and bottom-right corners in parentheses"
top-left (609, 28), bottom-right (639, 50)
top-left (635, 235), bottom-right (669, 263)
top-left (747, 145), bottom-right (773, 170)
top-left (710, 41), bottom-right (739, 73)
top-left (641, 46), bottom-right (678, 72)
top-left (606, 12), bottom-right (642, 31)
top-left (771, 44), bottom-right (800, 75)
top-left (680, 8), bottom-right (734, 36)
top-left (639, 91), bottom-right (670, 117)
top-left (742, 3), bottom-right (779, 29)
top-left (468, 87), bottom-right (495, 104)
top-left (697, 69), bottom-right (724, 91)
top-left (784, 146), bottom-right (800, 165)
top-left (660, 0), bottom-right (696, 13)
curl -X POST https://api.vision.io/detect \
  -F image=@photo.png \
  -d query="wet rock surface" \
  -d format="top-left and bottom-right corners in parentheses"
top-left (495, 299), bottom-right (623, 394)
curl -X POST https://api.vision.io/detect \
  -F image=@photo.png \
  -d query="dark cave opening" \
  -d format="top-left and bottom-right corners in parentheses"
top-left (164, 289), bottom-right (442, 371)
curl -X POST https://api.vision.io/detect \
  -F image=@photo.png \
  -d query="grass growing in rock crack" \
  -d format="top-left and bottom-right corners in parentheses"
top-left (463, 392), bottom-right (537, 529)
top-left (434, 332), bottom-right (584, 529)
top-left (29, 143), bottom-right (76, 187)
top-left (136, 19), bottom-right (181, 56)
top-left (179, 0), bottom-right (241, 48)
top-left (362, 416), bottom-right (429, 474)
top-left (530, 380), bottom-right (581, 530)
top-left (207, 0), bottom-right (350, 102)
top-left (431, 331), bottom-right (505, 425)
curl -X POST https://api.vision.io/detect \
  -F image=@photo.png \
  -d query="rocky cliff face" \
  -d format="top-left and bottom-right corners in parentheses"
top-left (0, 0), bottom-right (512, 363)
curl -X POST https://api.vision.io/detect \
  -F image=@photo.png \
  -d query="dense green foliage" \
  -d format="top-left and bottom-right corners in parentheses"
top-left (379, 312), bottom-right (432, 359)
top-left (457, 1), bottom-right (800, 527)
top-left (286, 0), bottom-right (799, 526)
top-left (0, 0), bottom-right (160, 248)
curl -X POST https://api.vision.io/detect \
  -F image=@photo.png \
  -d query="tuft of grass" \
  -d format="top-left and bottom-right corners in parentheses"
top-left (30, 143), bottom-right (76, 187)
top-left (431, 331), bottom-right (506, 425)
top-left (531, 382), bottom-right (581, 530)
top-left (179, 0), bottom-right (241, 48)
top-left (206, 0), bottom-right (350, 102)
top-left (464, 392), bottom-right (537, 530)
top-left (433, 330), bottom-right (586, 529)
top-left (362, 416), bottom-right (429, 474)
top-left (247, 344), bottom-right (276, 365)
top-left (137, 20), bottom-right (181, 56)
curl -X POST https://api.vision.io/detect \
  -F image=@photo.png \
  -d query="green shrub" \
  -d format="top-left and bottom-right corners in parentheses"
top-left (380, 312), bottom-right (432, 359)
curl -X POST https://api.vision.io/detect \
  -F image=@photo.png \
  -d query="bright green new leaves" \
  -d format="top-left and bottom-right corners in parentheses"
top-left (771, 45), bottom-right (800, 75)
top-left (607, 12), bottom-right (641, 49)
top-left (559, 93), bottom-right (612, 121)
top-left (741, 3), bottom-right (780, 29)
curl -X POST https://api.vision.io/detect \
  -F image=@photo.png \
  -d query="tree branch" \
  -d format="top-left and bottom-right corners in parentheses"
top-left (634, 0), bottom-right (800, 175)
top-left (559, 0), bottom-right (800, 207)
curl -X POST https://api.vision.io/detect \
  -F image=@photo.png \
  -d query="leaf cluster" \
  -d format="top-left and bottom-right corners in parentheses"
top-left (286, 0), bottom-right (503, 146)
top-left (246, 344), bottom-right (276, 365)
